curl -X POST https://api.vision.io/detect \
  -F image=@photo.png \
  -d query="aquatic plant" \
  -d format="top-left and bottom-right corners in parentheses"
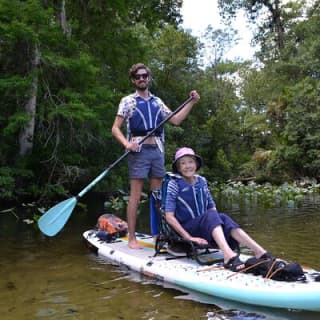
top-left (208, 179), bottom-right (320, 208)
top-left (104, 190), bottom-right (148, 213)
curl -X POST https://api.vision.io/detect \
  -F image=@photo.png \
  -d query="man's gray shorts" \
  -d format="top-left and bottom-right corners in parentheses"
top-left (128, 144), bottom-right (165, 179)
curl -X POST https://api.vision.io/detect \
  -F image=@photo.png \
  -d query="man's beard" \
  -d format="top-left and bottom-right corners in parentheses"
top-left (135, 82), bottom-right (148, 91)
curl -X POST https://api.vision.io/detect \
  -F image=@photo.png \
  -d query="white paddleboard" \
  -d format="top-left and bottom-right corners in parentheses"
top-left (83, 229), bottom-right (320, 312)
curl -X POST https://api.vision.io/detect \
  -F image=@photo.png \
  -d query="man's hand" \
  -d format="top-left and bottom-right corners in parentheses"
top-left (126, 141), bottom-right (140, 152)
top-left (190, 90), bottom-right (200, 103)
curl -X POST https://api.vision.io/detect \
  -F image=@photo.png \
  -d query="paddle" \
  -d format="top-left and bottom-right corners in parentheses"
top-left (38, 96), bottom-right (194, 236)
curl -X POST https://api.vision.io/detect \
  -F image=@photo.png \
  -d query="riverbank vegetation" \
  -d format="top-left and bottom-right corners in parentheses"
top-left (210, 177), bottom-right (320, 208)
top-left (1, 0), bottom-right (320, 206)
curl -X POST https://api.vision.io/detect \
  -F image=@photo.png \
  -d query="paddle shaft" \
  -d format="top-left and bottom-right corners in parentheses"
top-left (77, 96), bottom-right (194, 198)
top-left (37, 96), bottom-right (194, 237)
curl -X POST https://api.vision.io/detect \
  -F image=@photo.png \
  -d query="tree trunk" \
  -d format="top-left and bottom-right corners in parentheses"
top-left (60, 0), bottom-right (71, 38)
top-left (19, 44), bottom-right (40, 156)
top-left (262, 0), bottom-right (285, 50)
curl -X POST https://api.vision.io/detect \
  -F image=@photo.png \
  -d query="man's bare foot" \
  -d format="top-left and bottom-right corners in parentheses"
top-left (128, 240), bottom-right (141, 249)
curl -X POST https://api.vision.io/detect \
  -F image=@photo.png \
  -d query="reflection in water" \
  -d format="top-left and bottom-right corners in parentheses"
top-left (0, 195), bottom-right (320, 320)
top-left (219, 194), bottom-right (320, 269)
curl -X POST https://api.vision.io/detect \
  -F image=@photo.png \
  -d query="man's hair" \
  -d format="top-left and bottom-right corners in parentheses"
top-left (129, 63), bottom-right (151, 78)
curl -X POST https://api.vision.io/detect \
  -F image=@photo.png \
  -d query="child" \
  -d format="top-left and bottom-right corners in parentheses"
top-left (165, 147), bottom-right (273, 271)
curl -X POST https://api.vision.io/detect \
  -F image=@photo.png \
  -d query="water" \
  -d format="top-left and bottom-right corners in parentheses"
top-left (1, 195), bottom-right (320, 320)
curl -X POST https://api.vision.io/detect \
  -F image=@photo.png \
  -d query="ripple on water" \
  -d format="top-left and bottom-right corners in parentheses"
top-left (1, 198), bottom-right (320, 320)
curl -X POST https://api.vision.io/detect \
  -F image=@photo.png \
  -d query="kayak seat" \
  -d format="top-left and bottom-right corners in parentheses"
top-left (150, 173), bottom-right (223, 266)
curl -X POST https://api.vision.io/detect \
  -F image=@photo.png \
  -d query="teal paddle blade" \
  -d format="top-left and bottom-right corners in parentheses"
top-left (38, 197), bottom-right (77, 236)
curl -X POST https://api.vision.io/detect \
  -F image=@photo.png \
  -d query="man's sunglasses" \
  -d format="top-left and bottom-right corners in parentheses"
top-left (133, 73), bottom-right (149, 80)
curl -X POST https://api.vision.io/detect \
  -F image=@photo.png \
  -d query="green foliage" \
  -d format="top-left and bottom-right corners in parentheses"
top-left (0, 167), bottom-right (15, 200)
top-left (148, 25), bottom-right (199, 104)
top-left (0, 166), bottom-right (37, 200)
top-left (210, 179), bottom-right (320, 208)
top-left (1, 0), bottom-right (320, 206)
top-left (233, 1), bottom-right (320, 181)
top-left (104, 191), bottom-right (148, 214)
top-left (3, 112), bottom-right (31, 136)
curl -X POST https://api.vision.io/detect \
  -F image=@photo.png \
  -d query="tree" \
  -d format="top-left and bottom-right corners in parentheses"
top-left (217, 0), bottom-right (306, 58)
top-left (235, 1), bottom-right (320, 181)
top-left (0, 0), bottom-right (186, 201)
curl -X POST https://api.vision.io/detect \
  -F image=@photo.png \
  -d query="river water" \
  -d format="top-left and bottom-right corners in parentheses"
top-left (1, 194), bottom-right (320, 320)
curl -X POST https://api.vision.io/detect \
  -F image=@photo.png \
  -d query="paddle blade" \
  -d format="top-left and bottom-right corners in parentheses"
top-left (38, 197), bottom-right (77, 237)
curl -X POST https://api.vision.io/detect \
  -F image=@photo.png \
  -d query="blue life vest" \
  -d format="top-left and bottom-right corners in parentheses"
top-left (129, 96), bottom-right (164, 136)
top-left (150, 173), bottom-right (214, 235)
top-left (163, 173), bottom-right (211, 224)
top-left (175, 175), bottom-right (209, 224)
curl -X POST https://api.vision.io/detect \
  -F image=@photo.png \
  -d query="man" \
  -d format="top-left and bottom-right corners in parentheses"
top-left (112, 62), bottom-right (200, 249)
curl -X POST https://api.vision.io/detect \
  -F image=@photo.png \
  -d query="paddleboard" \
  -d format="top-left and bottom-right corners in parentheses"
top-left (83, 229), bottom-right (320, 312)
